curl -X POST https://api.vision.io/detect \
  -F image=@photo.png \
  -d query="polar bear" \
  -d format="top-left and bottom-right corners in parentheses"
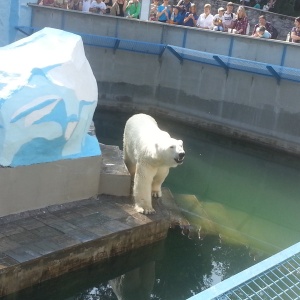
top-left (123, 113), bottom-right (185, 214)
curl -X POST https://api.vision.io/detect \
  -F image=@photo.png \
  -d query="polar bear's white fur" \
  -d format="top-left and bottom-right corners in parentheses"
top-left (123, 114), bottom-right (185, 214)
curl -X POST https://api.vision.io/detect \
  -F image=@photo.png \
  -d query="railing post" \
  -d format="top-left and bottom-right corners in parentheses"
top-left (140, 0), bottom-right (150, 21)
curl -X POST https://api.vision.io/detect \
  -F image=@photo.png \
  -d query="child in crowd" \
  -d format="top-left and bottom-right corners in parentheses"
top-left (213, 7), bottom-right (225, 31)
top-left (253, 26), bottom-right (271, 38)
top-left (173, 6), bottom-right (185, 25)
top-left (168, 6), bottom-right (184, 25)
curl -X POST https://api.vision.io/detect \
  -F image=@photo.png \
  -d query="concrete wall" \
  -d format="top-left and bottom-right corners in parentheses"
top-left (29, 5), bottom-right (300, 155)
top-left (0, 156), bottom-right (101, 218)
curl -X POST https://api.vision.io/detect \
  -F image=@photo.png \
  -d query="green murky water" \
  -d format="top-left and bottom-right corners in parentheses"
top-left (3, 109), bottom-right (300, 300)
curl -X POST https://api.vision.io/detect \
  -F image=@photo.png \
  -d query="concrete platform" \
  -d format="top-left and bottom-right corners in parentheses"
top-left (0, 188), bottom-right (182, 297)
top-left (0, 141), bottom-right (186, 297)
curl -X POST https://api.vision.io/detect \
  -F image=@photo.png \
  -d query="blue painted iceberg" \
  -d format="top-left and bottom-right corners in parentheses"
top-left (0, 27), bottom-right (101, 167)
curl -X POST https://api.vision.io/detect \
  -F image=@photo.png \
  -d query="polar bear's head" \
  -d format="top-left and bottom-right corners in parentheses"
top-left (156, 137), bottom-right (185, 168)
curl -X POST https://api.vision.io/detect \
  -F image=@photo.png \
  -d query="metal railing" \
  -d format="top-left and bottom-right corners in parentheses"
top-left (188, 242), bottom-right (300, 300)
top-left (15, 26), bottom-right (300, 85)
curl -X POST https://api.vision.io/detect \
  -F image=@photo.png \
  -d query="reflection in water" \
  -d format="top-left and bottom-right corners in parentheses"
top-left (109, 262), bottom-right (155, 300)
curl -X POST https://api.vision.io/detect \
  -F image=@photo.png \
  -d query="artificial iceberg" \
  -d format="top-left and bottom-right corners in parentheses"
top-left (0, 27), bottom-right (101, 167)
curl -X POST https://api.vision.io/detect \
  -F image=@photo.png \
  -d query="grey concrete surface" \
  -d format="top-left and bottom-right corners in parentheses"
top-left (0, 156), bottom-right (101, 218)
top-left (0, 189), bottom-right (179, 297)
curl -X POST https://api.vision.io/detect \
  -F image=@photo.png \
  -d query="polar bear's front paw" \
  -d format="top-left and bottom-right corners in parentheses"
top-left (152, 190), bottom-right (162, 198)
top-left (134, 204), bottom-right (156, 214)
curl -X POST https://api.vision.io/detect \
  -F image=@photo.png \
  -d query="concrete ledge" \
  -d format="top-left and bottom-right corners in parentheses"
top-left (99, 143), bottom-right (131, 197)
top-left (0, 155), bottom-right (102, 218)
top-left (0, 189), bottom-right (176, 297)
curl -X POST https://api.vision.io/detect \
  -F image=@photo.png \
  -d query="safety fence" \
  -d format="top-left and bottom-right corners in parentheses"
top-left (16, 26), bottom-right (300, 85)
top-left (188, 242), bottom-right (300, 300)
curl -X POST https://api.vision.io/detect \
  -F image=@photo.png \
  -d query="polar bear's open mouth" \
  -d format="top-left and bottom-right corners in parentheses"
top-left (174, 157), bottom-right (184, 164)
top-left (174, 152), bottom-right (185, 164)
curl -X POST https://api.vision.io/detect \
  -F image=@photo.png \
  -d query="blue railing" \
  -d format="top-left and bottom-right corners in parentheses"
top-left (187, 242), bottom-right (300, 300)
top-left (15, 25), bottom-right (300, 85)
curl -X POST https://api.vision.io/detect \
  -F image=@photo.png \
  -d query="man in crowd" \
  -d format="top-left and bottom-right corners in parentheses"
top-left (252, 15), bottom-right (278, 39)
top-left (223, 2), bottom-right (236, 32)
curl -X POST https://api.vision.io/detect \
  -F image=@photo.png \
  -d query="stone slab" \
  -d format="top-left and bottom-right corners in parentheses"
top-left (0, 189), bottom-right (181, 297)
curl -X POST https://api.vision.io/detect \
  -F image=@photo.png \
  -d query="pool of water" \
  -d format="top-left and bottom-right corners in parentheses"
top-left (3, 108), bottom-right (300, 300)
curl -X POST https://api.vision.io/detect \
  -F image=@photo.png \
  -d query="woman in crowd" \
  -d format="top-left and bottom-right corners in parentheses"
top-left (291, 16), bottom-right (300, 43)
top-left (125, 0), bottom-right (141, 18)
top-left (196, 3), bottom-right (213, 29)
top-left (231, 5), bottom-right (249, 35)
top-left (110, 0), bottom-right (127, 16)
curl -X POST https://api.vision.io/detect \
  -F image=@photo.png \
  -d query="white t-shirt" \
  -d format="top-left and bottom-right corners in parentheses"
top-left (196, 13), bottom-right (214, 29)
top-left (82, 0), bottom-right (91, 12)
top-left (90, 0), bottom-right (106, 13)
top-left (223, 11), bottom-right (236, 27)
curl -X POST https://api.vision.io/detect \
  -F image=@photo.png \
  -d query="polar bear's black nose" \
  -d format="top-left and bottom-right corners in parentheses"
top-left (179, 152), bottom-right (185, 160)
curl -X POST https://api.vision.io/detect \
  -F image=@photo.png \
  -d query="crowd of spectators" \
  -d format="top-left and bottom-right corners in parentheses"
top-left (37, 0), bottom-right (300, 43)
top-left (38, 0), bottom-right (141, 18)
top-left (148, 0), bottom-right (300, 42)
top-left (148, 1), bottom-right (277, 38)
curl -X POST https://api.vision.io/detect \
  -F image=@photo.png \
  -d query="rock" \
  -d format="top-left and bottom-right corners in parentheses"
top-left (0, 27), bottom-right (100, 167)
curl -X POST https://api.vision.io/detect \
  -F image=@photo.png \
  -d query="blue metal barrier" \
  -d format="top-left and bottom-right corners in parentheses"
top-left (15, 26), bottom-right (300, 84)
top-left (187, 242), bottom-right (300, 300)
